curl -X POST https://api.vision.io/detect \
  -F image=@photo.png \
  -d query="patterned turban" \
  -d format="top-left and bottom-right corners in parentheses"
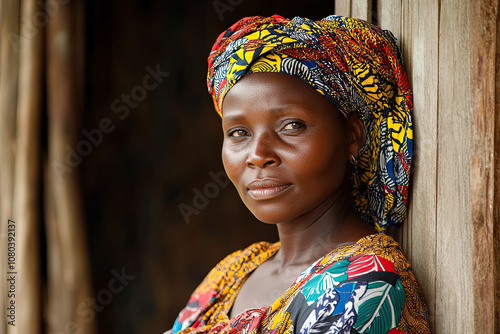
top-left (207, 15), bottom-right (413, 232)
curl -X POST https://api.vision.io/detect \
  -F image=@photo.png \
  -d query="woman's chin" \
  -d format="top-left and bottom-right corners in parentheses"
top-left (250, 212), bottom-right (282, 225)
top-left (246, 206), bottom-right (300, 225)
top-left (245, 207), bottom-right (286, 225)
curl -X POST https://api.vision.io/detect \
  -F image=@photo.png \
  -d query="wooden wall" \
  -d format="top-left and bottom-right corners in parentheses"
top-left (335, 0), bottom-right (499, 332)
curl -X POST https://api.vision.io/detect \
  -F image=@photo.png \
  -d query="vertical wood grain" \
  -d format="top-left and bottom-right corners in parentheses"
top-left (0, 1), bottom-right (19, 333)
top-left (11, 0), bottom-right (43, 332)
top-left (385, 0), bottom-right (499, 330)
top-left (495, 9), bottom-right (500, 332)
top-left (435, 0), bottom-right (473, 332)
top-left (469, 1), bottom-right (498, 332)
top-left (495, 13), bottom-right (500, 330)
top-left (377, 0), bottom-right (402, 42)
top-left (335, 0), bottom-right (351, 17)
top-left (400, 1), bottom-right (439, 331)
top-left (45, 1), bottom-right (95, 333)
top-left (351, 0), bottom-right (371, 21)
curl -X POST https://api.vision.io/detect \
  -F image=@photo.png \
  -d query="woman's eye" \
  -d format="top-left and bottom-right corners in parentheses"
top-left (283, 121), bottom-right (304, 131)
top-left (229, 129), bottom-right (248, 137)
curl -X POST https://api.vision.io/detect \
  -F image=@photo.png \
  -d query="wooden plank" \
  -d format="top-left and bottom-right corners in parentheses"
top-left (335, 0), bottom-right (351, 17)
top-left (495, 14), bottom-right (500, 330)
top-left (400, 1), bottom-right (439, 331)
top-left (495, 9), bottom-right (500, 332)
top-left (377, 0), bottom-right (402, 43)
top-left (435, 0), bottom-right (473, 332)
top-left (10, 0), bottom-right (43, 333)
top-left (351, 0), bottom-right (371, 21)
top-left (0, 1), bottom-right (19, 333)
top-left (469, 0), bottom-right (498, 332)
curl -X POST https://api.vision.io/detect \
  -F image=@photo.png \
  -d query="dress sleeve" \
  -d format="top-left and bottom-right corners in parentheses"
top-left (168, 249), bottom-right (244, 334)
top-left (168, 242), bottom-right (277, 334)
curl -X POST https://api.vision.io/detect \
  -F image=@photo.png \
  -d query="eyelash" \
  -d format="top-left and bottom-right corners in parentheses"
top-left (227, 120), bottom-right (306, 138)
top-left (282, 121), bottom-right (305, 131)
top-left (228, 129), bottom-right (248, 137)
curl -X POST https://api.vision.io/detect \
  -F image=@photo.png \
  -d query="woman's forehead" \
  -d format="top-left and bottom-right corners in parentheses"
top-left (221, 73), bottom-right (344, 127)
top-left (222, 73), bottom-right (335, 110)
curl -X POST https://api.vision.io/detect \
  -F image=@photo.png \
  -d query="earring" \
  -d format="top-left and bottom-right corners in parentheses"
top-left (349, 154), bottom-right (358, 166)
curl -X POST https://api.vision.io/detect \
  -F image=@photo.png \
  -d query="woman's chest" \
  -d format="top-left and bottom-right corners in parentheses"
top-left (228, 261), bottom-right (307, 319)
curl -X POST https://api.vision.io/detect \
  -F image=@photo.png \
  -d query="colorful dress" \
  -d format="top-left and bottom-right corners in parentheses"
top-left (167, 234), bottom-right (430, 334)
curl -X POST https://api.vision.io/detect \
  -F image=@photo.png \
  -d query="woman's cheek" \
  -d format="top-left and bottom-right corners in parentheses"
top-left (222, 146), bottom-right (243, 185)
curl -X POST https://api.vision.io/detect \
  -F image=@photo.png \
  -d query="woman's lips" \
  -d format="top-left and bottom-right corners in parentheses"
top-left (246, 179), bottom-right (292, 200)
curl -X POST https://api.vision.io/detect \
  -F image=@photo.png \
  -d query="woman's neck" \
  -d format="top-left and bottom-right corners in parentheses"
top-left (273, 190), bottom-right (375, 271)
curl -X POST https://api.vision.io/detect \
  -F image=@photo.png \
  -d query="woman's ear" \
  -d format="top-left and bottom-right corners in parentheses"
top-left (347, 112), bottom-right (366, 159)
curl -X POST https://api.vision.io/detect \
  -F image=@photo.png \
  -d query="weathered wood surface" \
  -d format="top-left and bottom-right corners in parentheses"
top-left (377, 0), bottom-right (401, 44)
top-left (336, 0), bottom-right (499, 331)
top-left (11, 0), bottom-right (43, 333)
top-left (435, 0), bottom-right (473, 332)
top-left (400, 1), bottom-right (440, 332)
top-left (0, 0), bottom-right (99, 332)
top-left (0, 1), bottom-right (20, 334)
top-left (335, 0), bottom-right (351, 17)
top-left (45, 1), bottom-right (95, 333)
top-left (335, 0), bottom-right (371, 21)
top-left (469, 1), bottom-right (499, 333)
top-left (495, 6), bottom-right (500, 332)
top-left (351, 0), bottom-right (371, 21)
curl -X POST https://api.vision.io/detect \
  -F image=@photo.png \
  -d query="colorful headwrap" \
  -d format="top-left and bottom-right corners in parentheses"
top-left (207, 15), bottom-right (413, 232)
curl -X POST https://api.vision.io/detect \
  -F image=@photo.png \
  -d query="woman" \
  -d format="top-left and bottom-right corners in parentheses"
top-left (167, 15), bottom-right (430, 334)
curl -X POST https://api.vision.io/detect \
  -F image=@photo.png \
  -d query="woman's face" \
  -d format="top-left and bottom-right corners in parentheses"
top-left (221, 72), bottom-right (353, 224)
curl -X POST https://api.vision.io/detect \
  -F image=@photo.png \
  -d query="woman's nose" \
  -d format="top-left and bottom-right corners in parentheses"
top-left (245, 132), bottom-right (281, 168)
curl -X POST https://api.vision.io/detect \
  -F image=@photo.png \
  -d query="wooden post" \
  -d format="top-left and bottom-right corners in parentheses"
top-left (335, 0), bottom-right (351, 17)
top-left (335, 0), bottom-right (372, 21)
top-left (351, 0), bottom-right (371, 21)
top-left (495, 10), bottom-right (500, 332)
top-left (435, 1), bottom-right (474, 332)
top-left (45, 0), bottom-right (95, 333)
top-left (469, 1), bottom-right (499, 332)
top-left (0, 1), bottom-right (20, 333)
top-left (10, 0), bottom-right (43, 332)
top-left (396, 0), bottom-right (499, 331)
top-left (400, 1), bottom-right (440, 331)
top-left (360, 0), bottom-right (500, 331)
top-left (377, 0), bottom-right (402, 43)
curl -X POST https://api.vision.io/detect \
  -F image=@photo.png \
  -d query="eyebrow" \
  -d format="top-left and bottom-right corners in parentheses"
top-left (269, 106), bottom-right (289, 115)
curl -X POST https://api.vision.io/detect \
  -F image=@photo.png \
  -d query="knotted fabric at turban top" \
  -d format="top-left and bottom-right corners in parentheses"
top-left (207, 15), bottom-right (413, 232)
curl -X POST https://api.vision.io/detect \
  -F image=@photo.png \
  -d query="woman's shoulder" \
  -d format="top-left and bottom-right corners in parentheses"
top-left (169, 241), bottom-right (280, 334)
top-left (187, 241), bottom-right (280, 301)
top-left (207, 241), bottom-right (280, 278)
top-left (320, 233), bottom-right (411, 274)
top-left (293, 233), bottom-right (408, 302)
top-left (275, 233), bottom-right (430, 334)
top-left (299, 233), bottom-right (417, 307)
top-left (341, 232), bottom-right (405, 257)
top-left (220, 241), bottom-right (280, 265)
